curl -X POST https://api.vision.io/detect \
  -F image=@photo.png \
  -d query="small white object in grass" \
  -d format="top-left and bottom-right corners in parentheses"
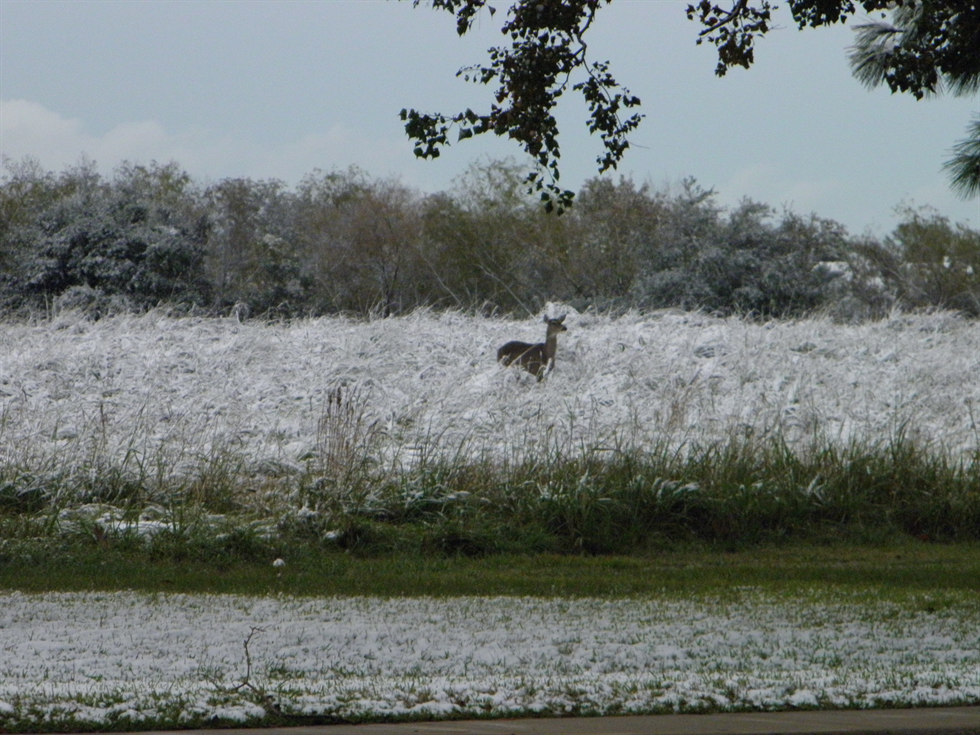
top-left (272, 558), bottom-right (286, 567)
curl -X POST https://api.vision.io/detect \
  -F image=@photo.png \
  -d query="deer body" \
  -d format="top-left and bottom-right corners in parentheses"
top-left (497, 315), bottom-right (567, 380)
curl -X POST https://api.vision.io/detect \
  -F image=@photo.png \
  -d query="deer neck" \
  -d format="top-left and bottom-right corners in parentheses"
top-left (544, 333), bottom-right (559, 360)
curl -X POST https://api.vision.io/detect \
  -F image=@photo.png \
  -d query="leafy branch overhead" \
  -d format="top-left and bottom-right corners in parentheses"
top-left (690, 0), bottom-right (979, 96)
top-left (405, 0), bottom-right (980, 206)
top-left (401, 0), bottom-right (642, 213)
top-left (686, 0), bottom-right (978, 195)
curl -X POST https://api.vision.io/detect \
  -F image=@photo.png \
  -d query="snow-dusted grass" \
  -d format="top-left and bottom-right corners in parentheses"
top-left (3, 307), bottom-right (980, 477)
top-left (0, 590), bottom-right (977, 730)
top-left (2, 307), bottom-right (980, 550)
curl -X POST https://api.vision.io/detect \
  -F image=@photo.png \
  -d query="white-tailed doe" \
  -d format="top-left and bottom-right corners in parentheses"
top-left (497, 314), bottom-right (567, 381)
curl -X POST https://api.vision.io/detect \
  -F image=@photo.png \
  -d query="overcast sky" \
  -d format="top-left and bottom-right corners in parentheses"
top-left (1, 0), bottom-right (977, 234)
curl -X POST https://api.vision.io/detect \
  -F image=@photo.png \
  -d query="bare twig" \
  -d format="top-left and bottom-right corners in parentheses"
top-left (225, 626), bottom-right (281, 714)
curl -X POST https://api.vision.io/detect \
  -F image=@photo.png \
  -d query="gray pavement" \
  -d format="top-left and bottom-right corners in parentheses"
top-left (115, 706), bottom-right (979, 735)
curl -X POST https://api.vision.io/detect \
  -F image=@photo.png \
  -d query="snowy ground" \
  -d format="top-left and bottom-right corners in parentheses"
top-left (0, 591), bottom-right (978, 728)
top-left (2, 307), bottom-right (980, 491)
top-left (2, 311), bottom-right (980, 729)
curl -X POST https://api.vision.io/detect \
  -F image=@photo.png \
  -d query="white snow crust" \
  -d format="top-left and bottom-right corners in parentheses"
top-left (2, 308), bottom-right (979, 486)
top-left (0, 591), bottom-right (977, 726)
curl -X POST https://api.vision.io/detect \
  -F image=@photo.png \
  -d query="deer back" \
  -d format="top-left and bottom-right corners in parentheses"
top-left (497, 340), bottom-right (547, 375)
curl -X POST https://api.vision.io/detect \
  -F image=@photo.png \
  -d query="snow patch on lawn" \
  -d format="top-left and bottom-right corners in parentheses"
top-left (0, 591), bottom-right (977, 727)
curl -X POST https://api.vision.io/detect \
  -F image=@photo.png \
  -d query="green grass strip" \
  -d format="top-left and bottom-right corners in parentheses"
top-left (1, 542), bottom-right (977, 598)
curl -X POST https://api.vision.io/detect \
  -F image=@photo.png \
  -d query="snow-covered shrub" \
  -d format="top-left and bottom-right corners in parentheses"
top-left (1, 161), bottom-right (211, 314)
top-left (857, 206), bottom-right (980, 316)
top-left (628, 181), bottom-right (846, 318)
top-left (52, 284), bottom-right (133, 318)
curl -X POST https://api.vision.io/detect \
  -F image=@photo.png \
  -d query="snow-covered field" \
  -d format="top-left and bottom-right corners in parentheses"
top-left (2, 310), bottom-right (980, 729)
top-left (0, 590), bottom-right (977, 727)
top-left (2, 307), bottom-right (980, 489)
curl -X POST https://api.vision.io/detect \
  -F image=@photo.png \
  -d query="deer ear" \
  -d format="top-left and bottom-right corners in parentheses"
top-left (557, 314), bottom-right (566, 323)
top-left (543, 315), bottom-right (549, 323)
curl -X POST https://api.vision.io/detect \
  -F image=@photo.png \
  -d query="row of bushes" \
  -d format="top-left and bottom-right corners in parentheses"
top-left (1, 157), bottom-right (978, 320)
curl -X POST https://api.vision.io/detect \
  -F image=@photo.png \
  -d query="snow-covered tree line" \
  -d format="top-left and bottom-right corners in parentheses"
top-left (1, 156), bottom-right (977, 320)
